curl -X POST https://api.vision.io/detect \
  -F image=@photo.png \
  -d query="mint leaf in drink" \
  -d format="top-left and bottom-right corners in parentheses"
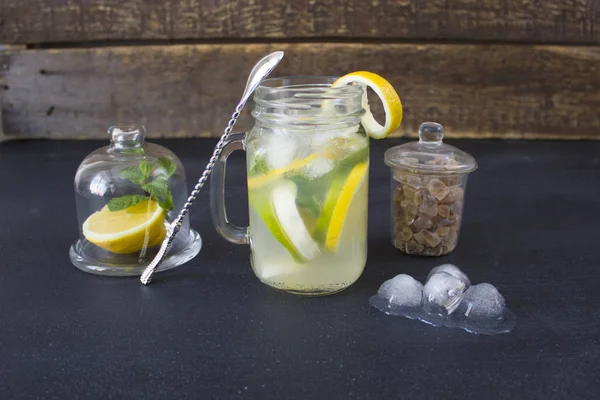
top-left (139, 160), bottom-right (157, 179)
top-left (289, 175), bottom-right (327, 218)
top-left (107, 195), bottom-right (149, 211)
top-left (120, 166), bottom-right (145, 186)
top-left (158, 156), bottom-right (177, 178)
top-left (338, 144), bottom-right (369, 173)
top-left (142, 177), bottom-right (173, 211)
top-left (297, 195), bottom-right (321, 218)
top-left (249, 156), bottom-right (269, 176)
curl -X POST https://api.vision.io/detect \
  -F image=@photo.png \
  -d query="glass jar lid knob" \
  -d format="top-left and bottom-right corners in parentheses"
top-left (418, 122), bottom-right (444, 146)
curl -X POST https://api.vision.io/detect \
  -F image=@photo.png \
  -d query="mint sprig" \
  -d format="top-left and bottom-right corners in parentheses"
top-left (107, 195), bottom-right (148, 211)
top-left (139, 160), bottom-right (157, 177)
top-left (158, 156), bottom-right (177, 178)
top-left (120, 166), bottom-right (145, 186)
top-left (142, 177), bottom-right (173, 211)
top-left (108, 156), bottom-right (177, 212)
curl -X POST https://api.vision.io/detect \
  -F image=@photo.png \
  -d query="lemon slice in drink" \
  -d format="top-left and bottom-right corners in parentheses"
top-left (249, 181), bottom-right (320, 263)
top-left (248, 154), bottom-right (317, 190)
top-left (332, 71), bottom-right (402, 139)
top-left (314, 162), bottom-right (368, 251)
top-left (83, 199), bottom-right (166, 254)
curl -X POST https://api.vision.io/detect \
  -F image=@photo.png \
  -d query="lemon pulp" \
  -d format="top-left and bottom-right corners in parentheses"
top-left (82, 200), bottom-right (166, 254)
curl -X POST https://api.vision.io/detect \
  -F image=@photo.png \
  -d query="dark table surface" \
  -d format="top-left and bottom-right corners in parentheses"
top-left (0, 138), bottom-right (599, 399)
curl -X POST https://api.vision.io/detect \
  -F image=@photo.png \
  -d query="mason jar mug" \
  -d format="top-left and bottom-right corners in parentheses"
top-left (211, 77), bottom-right (369, 295)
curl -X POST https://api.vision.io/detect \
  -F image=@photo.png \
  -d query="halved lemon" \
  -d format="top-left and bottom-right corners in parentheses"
top-left (314, 161), bottom-right (369, 251)
top-left (249, 181), bottom-right (320, 263)
top-left (332, 71), bottom-right (402, 139)
top-left (83, 199), bottom-right (166, 254)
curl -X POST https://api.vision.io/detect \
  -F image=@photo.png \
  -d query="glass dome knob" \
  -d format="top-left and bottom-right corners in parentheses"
top-left (108, 124), bottom-right (145, 151)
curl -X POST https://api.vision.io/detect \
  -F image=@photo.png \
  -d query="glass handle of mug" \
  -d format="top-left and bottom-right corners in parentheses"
top-left (210, 132), bottom-right (250, 245)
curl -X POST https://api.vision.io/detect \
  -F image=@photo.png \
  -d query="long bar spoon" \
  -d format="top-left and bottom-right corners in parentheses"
top-left (140, 51), bottom-right (285, 285)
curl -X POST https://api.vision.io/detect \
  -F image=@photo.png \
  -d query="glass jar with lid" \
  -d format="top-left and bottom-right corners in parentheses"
top-left (70, 124), bottom-right (202, 276)
top-left (384, 122), bottom-right (477, 256)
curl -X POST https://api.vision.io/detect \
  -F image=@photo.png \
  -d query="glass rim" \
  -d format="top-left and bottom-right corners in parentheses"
top-left (257, 76), bottom-right (363, 97)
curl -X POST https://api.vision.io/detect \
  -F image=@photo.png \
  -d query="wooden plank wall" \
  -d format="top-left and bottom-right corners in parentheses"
top-left (1, 0), bottom-right (599, 141)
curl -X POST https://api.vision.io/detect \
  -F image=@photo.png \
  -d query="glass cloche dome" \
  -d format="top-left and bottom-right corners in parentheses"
top-left (69, 124), bottom-right (202, 276)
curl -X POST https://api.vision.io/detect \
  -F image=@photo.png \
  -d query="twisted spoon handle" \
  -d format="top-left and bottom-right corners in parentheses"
top-left (140, 104), bottom-right (245, 285)
top-left (139, 50), bottom-right (284, 285)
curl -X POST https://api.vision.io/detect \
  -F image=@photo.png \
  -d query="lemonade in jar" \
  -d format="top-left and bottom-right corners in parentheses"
top-left (211, 73), bottom-right (402, 295)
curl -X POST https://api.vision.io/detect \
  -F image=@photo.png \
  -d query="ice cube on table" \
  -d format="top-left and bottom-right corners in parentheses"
top-left (427, 264), bottom-right (471, 287)
top-left (377, 274), bottom-right (424, 307)
top-left (423, 271), bottom-right (467, 314)
top-left (370, 267), bottom-right (515, 335)
top-left (458, 283), bottom-right (506, 318)
top-left (265, 134), bottom-right (297, 169)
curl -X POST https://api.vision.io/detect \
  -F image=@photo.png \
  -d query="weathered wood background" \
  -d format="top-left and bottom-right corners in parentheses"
top-left (1, 0), bottom-right (599, 140)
